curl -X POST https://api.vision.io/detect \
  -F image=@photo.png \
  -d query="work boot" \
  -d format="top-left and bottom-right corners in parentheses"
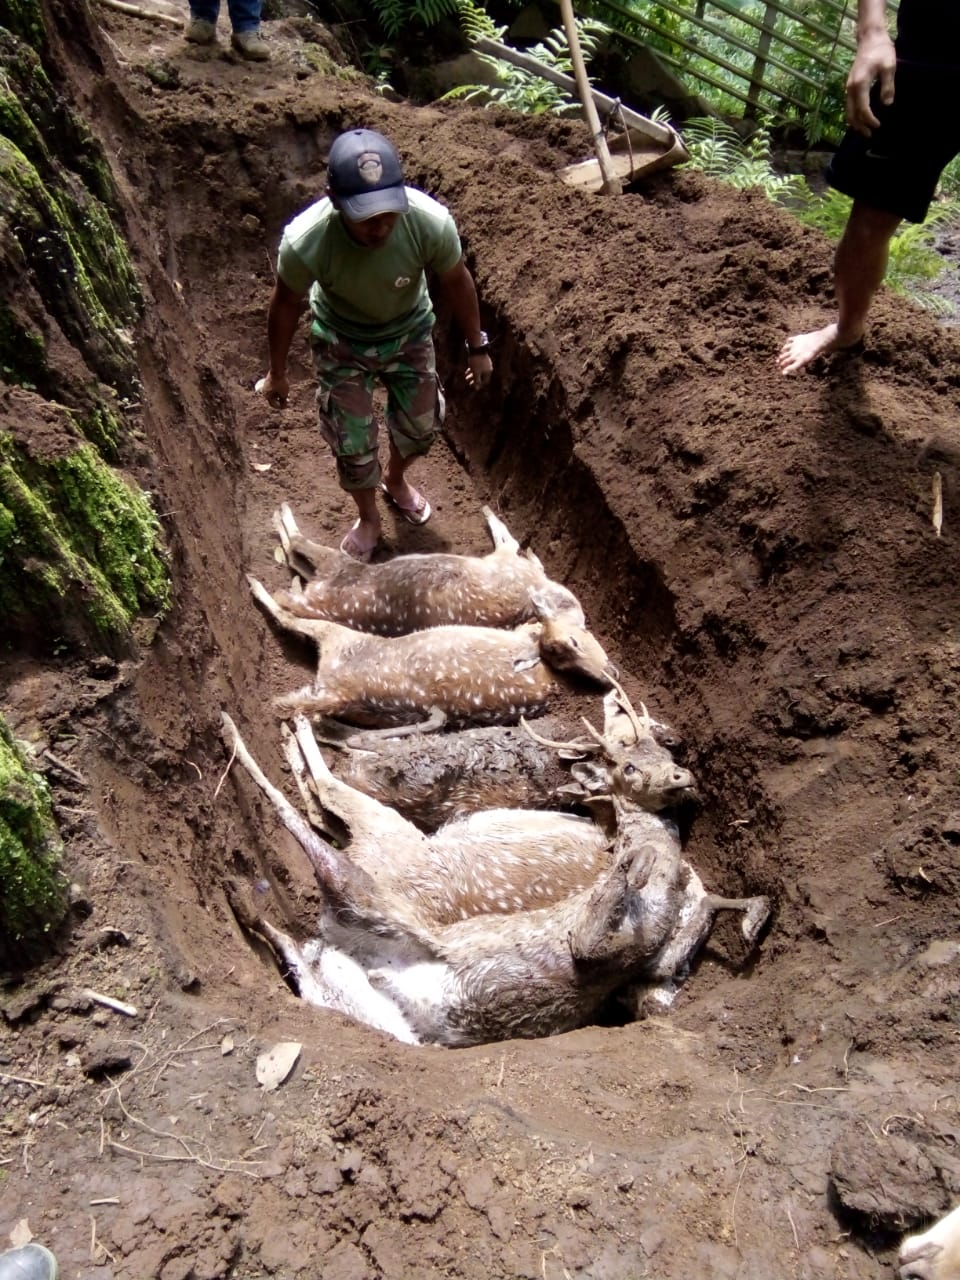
top-left (184, 16), bottom-right (216, 42)
top-left (0, 1244), bottom-right (59, 1279)
top-left (231, 28), bottom-right (270, 60)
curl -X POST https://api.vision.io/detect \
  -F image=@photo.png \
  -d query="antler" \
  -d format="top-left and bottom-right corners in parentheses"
top-left (518, 716), bottom-right (603, 754)
top-left (605, 675), bottom-right (654, 745)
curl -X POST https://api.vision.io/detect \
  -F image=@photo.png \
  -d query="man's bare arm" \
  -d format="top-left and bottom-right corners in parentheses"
top-left (258, 279), bottom-right (307, 408)
top-left (847, 0), bottom-right (896, 135)
top-left (435, 257), bottom-right (493, 389)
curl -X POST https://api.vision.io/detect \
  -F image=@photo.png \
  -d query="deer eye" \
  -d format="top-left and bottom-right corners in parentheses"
top-left (623, 764), bottom-right (635, 776)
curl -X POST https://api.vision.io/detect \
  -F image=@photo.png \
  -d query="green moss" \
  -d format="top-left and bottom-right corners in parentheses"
top-left (0, 31), bottom-right (116, 203)
top-left (0, 75), bottom-right (45, 168)
top-left (0, 298), bottom-right (46, 390)
top-left (0, 0), bottom-right (45, 51)
top-left (0, 716), bottom-right (67, 968)
top-left (0, 432), bottom-right (171, 647)
top-left (76, 402), bottom-right (122, 458)
top-left (0, 134), bottom-right (141, 393)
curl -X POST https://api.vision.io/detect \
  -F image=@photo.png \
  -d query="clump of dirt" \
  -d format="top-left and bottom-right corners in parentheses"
top-left (2, 5), bottom-right (960, 1278)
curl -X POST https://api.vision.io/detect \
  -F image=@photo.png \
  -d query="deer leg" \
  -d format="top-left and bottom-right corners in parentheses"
top-left (645, 889), bottom-right (771, 982)
top-left (279, 723), bottom-right (329, 833)
top-left (272, 504), bottom-right (297, 562)
top-left (260, 920), bottom-right (421, 1046)
top-left (342, 706), bottom-right (448, 747)
top-left (248, 575), bottom-right (333, 647)
top-left (481, 505), bottom-right (521, 553)
top-left (272, 504), bottom-right (336, 577)
top-left (291, 714), bottom-right (421, 846)
top-left (703, 893), bottom-right (771, 947)
top-left (220, 713), bottom-right (349, 898)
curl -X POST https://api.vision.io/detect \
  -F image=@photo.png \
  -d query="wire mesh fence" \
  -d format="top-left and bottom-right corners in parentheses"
top-left (568, 0), bottom-right (899, 140)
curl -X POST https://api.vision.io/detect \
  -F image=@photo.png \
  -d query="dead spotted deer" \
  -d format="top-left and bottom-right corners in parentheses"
top-left (221, 710), bottom-right (770, 1047)
top-left (270, 502), bottom-right (587, 635)
top-left (318, 687), bottom-right (697, 832)
top-left (248, 576), bottom-right (618, 728)
top-left (899, 1205), bottom-right (960, 1280)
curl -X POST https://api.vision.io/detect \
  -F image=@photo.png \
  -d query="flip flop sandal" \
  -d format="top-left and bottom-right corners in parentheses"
top-left (339, 520), bottom-right (377, 563)
top-left (380, 483), bottom-right (432, 526)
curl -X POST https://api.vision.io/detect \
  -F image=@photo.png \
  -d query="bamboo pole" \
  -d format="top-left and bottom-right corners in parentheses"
top-left (558, 0), bottom-right (622, 195)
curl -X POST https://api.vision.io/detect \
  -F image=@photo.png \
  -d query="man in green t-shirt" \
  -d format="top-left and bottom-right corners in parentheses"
top-left (257, 128), bottom-right (493, 561)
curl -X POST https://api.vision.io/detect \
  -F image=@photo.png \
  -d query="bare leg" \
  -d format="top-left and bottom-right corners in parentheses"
top-left (382, 439), bottom-right (426, 513)
top-left (777, 201), bottom-right (902, 375)
top-left (341, 486), bottom-right (382, 559)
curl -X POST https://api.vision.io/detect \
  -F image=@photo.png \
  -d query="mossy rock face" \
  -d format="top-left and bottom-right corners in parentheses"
top-left (0, 401), bottom-right (171, 653)
top-left (0, 0), bottom-right (45, 51)
top-left (0, 9), bottom-right (173, 656)
top-left (0, 715), bottom-right (68, 970)
top-left (0, 133), bottom-right (141, 395)
top-left (0, 18), bottom-right (140, 399)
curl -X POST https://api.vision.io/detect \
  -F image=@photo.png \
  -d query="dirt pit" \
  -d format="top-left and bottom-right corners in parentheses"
top-left (3, 6), bottom-right (960, 1279)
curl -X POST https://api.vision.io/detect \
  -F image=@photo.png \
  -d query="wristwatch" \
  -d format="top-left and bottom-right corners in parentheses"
top-left (466, 330), bottom-right (491, 356)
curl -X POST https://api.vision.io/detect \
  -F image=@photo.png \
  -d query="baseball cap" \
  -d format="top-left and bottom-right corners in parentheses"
top-left (327, 129), bottom-right (410, 221)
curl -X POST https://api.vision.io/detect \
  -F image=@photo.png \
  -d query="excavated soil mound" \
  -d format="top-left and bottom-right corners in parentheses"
top-left (3, 7), bottom-right (960, 1279)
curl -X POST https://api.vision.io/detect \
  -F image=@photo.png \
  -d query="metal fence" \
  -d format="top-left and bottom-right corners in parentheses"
top-left (568, 0), bottom-right (899, 134)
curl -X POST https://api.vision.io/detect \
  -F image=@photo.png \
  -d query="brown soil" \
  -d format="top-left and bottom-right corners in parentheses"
top-left (3, 8), bottom-right (960, 1279)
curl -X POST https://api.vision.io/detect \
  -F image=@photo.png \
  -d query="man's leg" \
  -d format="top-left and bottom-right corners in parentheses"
top-left (311, 339), bottom-right (382, 558)
top-left (381, 332), bottom-right (439, 520)
top-left (778, 200), bottom-right (902, 375)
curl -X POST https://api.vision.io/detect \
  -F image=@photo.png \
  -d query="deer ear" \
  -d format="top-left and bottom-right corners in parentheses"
top-left (529, 589), bottom-right (557, 621)
top-left (522, 547), bottom-right (545, 574)
top-left (570, 761), bottom-right (611, 794)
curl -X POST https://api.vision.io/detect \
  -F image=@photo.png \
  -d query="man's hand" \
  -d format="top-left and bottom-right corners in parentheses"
top-left (465, 353), bottom-right (492, 390)
top-left (846, 30), bottom-right (896, 135)
top-left (255, 371), bottom-right (289, 409)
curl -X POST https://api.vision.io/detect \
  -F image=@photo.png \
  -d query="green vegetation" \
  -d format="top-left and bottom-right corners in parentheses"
top-left (0, 716), bottom-right (67, 969)
top-left (442, 11), bottom-right (609, 113)
top-left (571, 0), bottom-right (853, 145)
top-left (0, 433), bottom-right (171, 646)
top-left (370, 0), bottom-right (466, 37)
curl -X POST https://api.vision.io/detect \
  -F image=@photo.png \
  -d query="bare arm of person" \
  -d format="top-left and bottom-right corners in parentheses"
top-left (846, 0), bottom-right (896, 135)
top-left (435, 257), bottom-right (493, 389)
top-left (258, 279), bottom-right (307, 408)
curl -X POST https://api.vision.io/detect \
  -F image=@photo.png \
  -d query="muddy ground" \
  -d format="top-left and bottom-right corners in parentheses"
top-left (2, 5), bottom-right (960, 1278)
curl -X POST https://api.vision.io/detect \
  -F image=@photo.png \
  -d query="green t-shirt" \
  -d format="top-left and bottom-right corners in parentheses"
top-left (277, 188), bottom-right (463, 343)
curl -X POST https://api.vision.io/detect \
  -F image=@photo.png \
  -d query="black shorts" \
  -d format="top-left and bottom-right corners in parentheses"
top-left (827, 55), bottom-right (960, 224)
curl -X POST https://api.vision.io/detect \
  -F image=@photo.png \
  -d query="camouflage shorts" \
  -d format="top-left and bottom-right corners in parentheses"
top-left (309, 325), bottom-right (443, 492)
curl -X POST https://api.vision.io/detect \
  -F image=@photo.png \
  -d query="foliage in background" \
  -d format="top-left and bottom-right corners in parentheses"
top-left (680, 117), bottom-right (959, 316)
top-left (680, 116), bottom-right (808, 199)
top-left (0, 716), bottom-right (68, 970)
top-left (575, 0), bottom-right (854, 146)
top-left (369, 0), bottom-right (465, 37)
top-left (442, 13), bottom-right (610, 113)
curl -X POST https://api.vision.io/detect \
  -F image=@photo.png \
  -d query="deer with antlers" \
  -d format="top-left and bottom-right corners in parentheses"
top-left (315, 688), bottom-right (696, 831)
top-left (221, 692), bottom-right (769, 1046)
